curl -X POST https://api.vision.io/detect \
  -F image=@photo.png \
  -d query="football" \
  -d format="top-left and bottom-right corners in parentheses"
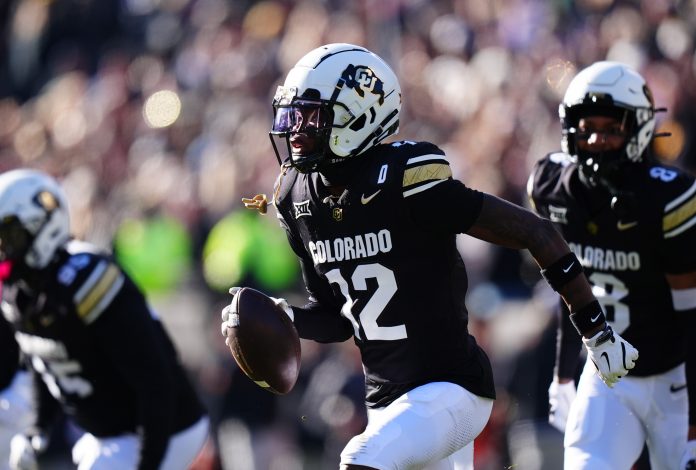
top-left (225, 287), bottom-right (301, 394)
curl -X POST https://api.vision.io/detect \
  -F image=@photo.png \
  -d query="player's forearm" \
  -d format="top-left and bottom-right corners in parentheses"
top-left (470, 197), bottom-right (602, 335)
top-left (556, 306), bottom-right (583, 379)
top-left (292, 302), bottom-right (354, 343)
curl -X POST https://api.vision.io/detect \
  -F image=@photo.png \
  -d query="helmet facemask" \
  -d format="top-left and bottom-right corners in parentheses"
top-left (560, 62), bottom-right (658, 194)
top-left (0, 216), bottom-right (31, 263)
top-left (562, 101), bottom-right (639, 191)
top-left (269, 88), bottom-right (341, 173)
top-left (561, 98), bottom-right (655, 194)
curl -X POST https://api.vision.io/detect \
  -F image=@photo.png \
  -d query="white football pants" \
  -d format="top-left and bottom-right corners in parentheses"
top-left (72, 416), bottom-right (209, 470)
top-left (564, 360), bottom-right (687, 470)
top-left (340, 381), bottom-right (493, 469)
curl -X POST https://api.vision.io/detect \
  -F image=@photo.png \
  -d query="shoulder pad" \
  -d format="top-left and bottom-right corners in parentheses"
top-left (56, 250), bottom-right (125, 324)
top-left (384, 140), bottom-right (446, 160)
top-left (655, 168), bottom-right (696, 239)
top-left (380, 141), bottom-right (452, 198)
top-left (527, 152), bottom-right (571, 212)
top-left (531, 152), bottom-right (569, 181)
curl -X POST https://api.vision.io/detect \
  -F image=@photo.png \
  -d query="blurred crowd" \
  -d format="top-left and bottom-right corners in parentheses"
top-left (1, 0), bottom-right (695, 468)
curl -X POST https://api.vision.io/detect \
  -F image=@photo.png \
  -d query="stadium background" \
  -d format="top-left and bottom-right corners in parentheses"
top-left (1, 0), bottom-right (694, 468)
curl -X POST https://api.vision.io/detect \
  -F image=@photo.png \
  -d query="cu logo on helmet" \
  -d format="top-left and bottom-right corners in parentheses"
top-left (342, 65), bottom-right (385, 105)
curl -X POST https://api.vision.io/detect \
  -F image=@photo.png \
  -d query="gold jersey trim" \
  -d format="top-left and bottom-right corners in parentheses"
top-left (76, 264), bottom-right (124, 322)
top-left (663, 191), bottom-right (696, 235)
top-left (402, 163), bottom-right (452, 187)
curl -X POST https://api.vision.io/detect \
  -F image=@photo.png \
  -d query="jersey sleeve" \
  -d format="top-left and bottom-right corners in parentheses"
top-left (56, 253), bottom-right (126, 325)
top-left (400, 145), bottom-right (484, 233)
top-left (660, 179), bottom-right (696, 273)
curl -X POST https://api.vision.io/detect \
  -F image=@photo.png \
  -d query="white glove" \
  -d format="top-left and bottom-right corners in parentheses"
top-left (221, 287), bottom-right (294, 346)
top-left (9, 434), bottom-right (46, 470)
top-left (582, 325), bottom-right (638, 388)
top-left (548, 380), bottom-right (576, 433)
top-left (681, 439), bottom-right (696, 470)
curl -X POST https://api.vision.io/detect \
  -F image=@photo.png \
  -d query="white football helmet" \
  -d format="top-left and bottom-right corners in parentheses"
top-left (269, 43), bottom-right (401, 173)
top-left (559, 61), bottom-right (657, 188)
top-left (0, 169), bottom-right (70, 269)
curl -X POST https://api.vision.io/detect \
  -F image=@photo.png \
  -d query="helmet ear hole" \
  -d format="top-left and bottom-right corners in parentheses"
top-left (349, 115), bottom-right (366, 131)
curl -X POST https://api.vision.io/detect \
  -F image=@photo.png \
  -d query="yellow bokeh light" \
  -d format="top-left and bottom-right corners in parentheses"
top-left (143, 90), bottom-right (181, 128)
top-left (653, 119), bottom-right (685, 162)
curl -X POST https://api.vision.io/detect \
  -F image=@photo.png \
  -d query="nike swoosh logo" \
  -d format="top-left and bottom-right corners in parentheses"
top-left (670, 383), bottom-right (687, 393)
top-left (600, 352), bottom-right (611, 370)
top-left (617, 221), bottom-right (638, 231)
top-left (361, 190), bottom-right (381, 205)
top-left (562, 262), bottom-right (575, 273)
top-left (590, 313), bottom-right (601, 323)
top-left (621, 342), bottom-right (629, 370)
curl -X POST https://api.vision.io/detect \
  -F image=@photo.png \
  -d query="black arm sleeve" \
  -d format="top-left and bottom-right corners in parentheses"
top-left (0, 315), bottom-right (19, 391)
top-left (555, 301), bottom-right (583, 380)
top-left (90, 280), bottom-right (176, 470)
top-left (292, 256), bottom-right (354, 343)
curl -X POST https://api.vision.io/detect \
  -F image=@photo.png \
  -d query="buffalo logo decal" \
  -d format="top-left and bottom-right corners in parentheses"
top-left (341, 65), bottom-right (385, 105)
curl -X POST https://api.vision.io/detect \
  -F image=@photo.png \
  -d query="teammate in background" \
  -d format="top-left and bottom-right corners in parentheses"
top-left (220, 43), bottom-right (638, 470)
top-left (0, 317), bottom-right (34, 470)
top-left (0, 169), bottom-right (209, 470)
top-left (528, 61), bottom-right (696, 470)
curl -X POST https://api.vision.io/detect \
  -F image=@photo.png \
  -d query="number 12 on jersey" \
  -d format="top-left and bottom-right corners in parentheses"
top-left (325, 263), bottom-right (407, 341)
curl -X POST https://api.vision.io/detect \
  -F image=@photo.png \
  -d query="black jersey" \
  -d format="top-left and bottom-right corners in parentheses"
top-left (528, 152), bottom-right (696, 376)
top-left (275, 141), bottom-right (495, 407)
top-left (0, 240), bottom-right (204, 468)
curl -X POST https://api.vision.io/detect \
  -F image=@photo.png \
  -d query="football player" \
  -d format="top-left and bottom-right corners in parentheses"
top-left (0, 169), bottom-right (209, 470)
top-left (0, 316), bottom-right (34, 470)
top-left (221, 44), bottom-right (638, 470)
top-left (528, 61), bottom-right (696, 470)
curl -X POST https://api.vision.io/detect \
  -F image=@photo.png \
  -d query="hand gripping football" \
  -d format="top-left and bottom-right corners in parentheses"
top-left (225, 288), bottom-right (301, 394)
